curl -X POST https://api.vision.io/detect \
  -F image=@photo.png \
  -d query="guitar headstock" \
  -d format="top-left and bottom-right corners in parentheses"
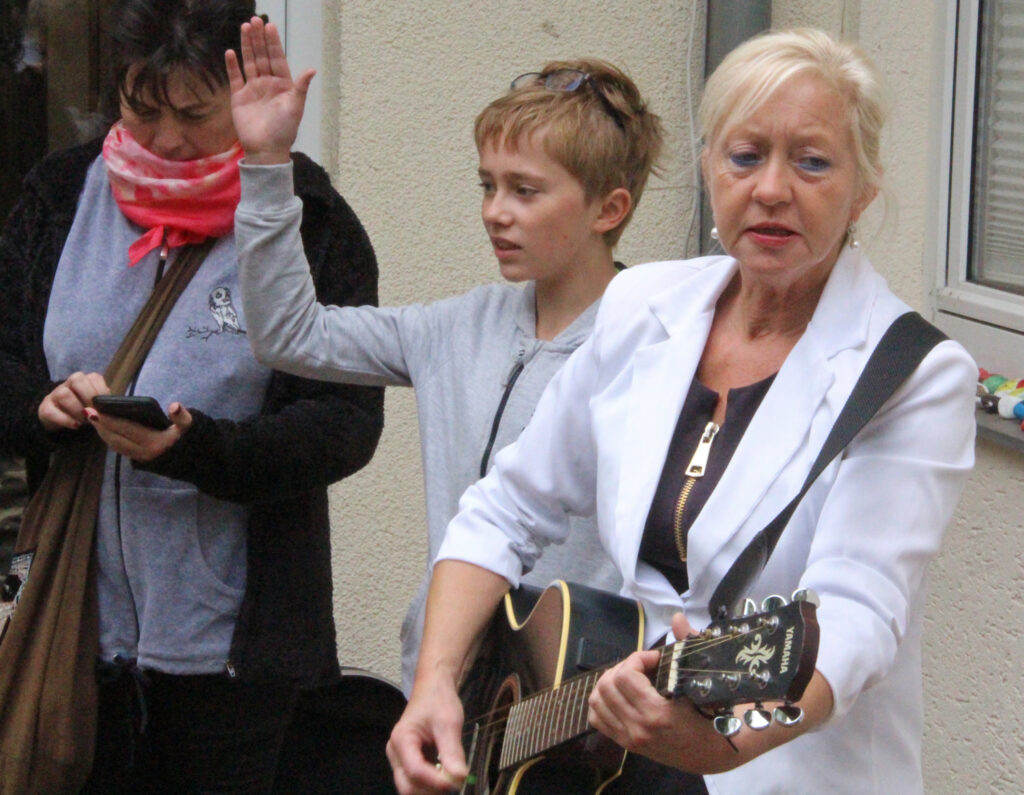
top-left (658, 593), bottom-right (819, 734)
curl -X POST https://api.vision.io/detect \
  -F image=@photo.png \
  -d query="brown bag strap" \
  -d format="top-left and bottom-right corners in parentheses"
top-left (104, 239), bottom-right (216, 394)
top-left (8, 240), bottom-right (215, 553)
top-left (0, 239), bottom-right (216, 793)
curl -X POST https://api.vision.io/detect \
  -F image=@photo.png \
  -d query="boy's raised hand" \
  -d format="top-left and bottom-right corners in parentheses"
top-left (226, 16), bottom-right (315, 165)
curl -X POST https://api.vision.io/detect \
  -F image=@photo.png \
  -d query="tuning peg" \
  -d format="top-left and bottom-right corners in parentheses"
top-left (773, 704), bottom-right (804, 727)
top-left (742, 598), bottom-right (758, 616)
top-left (758, 613), bottom-right (780, 633)
top-left (744, 705), bottom-right (773, 731)
top-left (713, 712), bottom-right (742, 738)
top-left (791, 588), bottom-right (820, 606)
top-left (720, 672), bottom-right (741, 690)
top-left (760, 594), bottom-right (787, 612)
top-left (690, 677), bottom-right (713, 698)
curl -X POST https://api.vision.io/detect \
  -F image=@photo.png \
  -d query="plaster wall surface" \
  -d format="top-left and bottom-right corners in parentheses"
top-left (319, 1), bottom-right (1022, 791)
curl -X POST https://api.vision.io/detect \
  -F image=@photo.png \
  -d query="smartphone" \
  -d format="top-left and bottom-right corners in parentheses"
top-left (92, 395), bottom-right (172, 430)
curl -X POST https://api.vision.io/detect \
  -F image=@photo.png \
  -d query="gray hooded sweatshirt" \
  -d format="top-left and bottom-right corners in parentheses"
top-left (235, 163), bottom-right (622, 692)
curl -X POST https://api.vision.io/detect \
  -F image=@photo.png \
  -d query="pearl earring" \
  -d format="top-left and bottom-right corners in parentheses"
top-left (710, 227), bottom-right (719, 241)
top-left (847, 222), bottom-right (860, 249)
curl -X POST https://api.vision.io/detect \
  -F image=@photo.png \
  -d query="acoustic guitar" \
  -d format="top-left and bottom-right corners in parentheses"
top-left (458, 580), bottom-right (818, 794)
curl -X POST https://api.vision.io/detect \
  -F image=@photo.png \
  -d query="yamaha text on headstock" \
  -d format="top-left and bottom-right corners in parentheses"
top-left (457, 580), bottom-right (819, 794)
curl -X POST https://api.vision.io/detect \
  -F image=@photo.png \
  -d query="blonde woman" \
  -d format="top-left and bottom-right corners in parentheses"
top-left (388, 28), bottom-right (975, 795)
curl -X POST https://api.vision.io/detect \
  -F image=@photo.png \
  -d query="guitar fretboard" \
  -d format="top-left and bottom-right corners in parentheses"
top-left (498, 645), bottom-right (679, 769)
top-left (499, 668), bottom-right (599, 769)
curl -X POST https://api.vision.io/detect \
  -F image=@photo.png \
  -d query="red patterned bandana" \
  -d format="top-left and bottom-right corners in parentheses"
top-left (102, 121), bottom-right (243, 266)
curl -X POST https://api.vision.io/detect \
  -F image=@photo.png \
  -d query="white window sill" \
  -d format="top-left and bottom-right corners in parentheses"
top-left (975, 409), bottom-right (1024, 454)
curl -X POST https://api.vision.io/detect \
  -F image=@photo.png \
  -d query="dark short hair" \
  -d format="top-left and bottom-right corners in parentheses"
top-left (108, 0), bottom-right (257, 112)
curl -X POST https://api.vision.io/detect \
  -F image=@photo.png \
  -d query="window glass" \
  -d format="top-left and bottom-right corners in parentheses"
top-left (1, 0), bottom-right (113, 564)
top-left (0, 0), bottom-right (112, 222)
top-left (969, 0), bottom-right (1024, 295)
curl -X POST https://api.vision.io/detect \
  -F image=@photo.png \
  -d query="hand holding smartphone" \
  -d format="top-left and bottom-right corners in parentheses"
top-left (91, 395), bottom-right (172, 430)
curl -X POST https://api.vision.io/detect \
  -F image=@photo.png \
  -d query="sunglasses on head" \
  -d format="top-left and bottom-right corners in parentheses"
top-left (510, 69), bottom-right (627, 131)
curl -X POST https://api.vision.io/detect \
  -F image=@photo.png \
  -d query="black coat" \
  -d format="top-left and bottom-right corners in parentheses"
top-left (0, 139), bottom-right (384, 684)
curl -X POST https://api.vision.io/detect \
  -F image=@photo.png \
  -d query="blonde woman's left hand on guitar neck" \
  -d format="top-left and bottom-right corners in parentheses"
top-left (587, 611), bottom-right (737, 773)
top-left (588, 610), bottom-right (834, 774)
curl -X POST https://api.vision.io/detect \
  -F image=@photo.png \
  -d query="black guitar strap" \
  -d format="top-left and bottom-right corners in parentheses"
top-left (708, 311), bottom-right (948, 619)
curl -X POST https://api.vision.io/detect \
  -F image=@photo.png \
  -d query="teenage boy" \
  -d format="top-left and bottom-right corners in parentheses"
top-left (227, 18), bottom-right (664, 692)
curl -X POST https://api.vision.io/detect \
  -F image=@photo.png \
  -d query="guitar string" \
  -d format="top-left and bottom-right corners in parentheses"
top-left (461, 625), bottom-right (776, 742)
top-left (461, 628), bottom-right (763, 738)
top-left (462, 659), bottom-right (771, 743)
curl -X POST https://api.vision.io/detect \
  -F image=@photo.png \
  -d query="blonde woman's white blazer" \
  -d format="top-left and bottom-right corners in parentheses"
top-left (438, 247), bottom-right (977, 794)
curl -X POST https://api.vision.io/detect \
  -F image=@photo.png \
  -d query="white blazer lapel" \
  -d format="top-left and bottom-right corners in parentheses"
top-left (683, 247), bottom-right (875, 604)
top-left (683, 330), bottom-right (833, 599)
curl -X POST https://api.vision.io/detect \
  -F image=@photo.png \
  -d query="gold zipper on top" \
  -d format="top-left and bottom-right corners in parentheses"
top-left (673, 421), bottom-right (719, 562)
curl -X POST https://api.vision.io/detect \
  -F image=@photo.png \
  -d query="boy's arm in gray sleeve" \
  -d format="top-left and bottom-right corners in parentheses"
top-left (236, 161), bottom-right (421, 387)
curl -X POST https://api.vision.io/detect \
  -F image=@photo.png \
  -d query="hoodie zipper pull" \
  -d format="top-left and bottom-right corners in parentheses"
top-left (155, 240), bottom-right (169, 286)
top-left (506, 348), bottom-right (526, 383)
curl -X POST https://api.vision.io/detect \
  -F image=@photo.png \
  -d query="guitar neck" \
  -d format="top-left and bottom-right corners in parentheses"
top-left (499, 665), bottom-right (606, 770)
top-left (496, 599), bottom-right (816, 771)
top-left (500, 644), bottom-right (689, 769)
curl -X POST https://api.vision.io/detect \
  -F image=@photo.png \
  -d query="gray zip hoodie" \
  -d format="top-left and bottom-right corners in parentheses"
top-left (235, 163), bottom-right (622, 692)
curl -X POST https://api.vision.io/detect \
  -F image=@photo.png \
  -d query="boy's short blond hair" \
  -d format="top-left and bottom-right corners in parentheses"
top-left (475, 58), bottom-right (664, 246)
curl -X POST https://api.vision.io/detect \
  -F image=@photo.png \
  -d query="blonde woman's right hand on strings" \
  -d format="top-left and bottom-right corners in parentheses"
top-left (226, 15), bottom-right (315, 166)
top-left (386, 674), bottom-right (469, 795)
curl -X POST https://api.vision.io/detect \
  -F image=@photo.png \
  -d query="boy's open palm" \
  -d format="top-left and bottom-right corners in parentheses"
top-left (226, 16), bottom-right (315, 165)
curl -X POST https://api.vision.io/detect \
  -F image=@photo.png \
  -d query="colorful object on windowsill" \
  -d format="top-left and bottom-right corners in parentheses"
top-left (976, 367), bottom-right (1024, 431)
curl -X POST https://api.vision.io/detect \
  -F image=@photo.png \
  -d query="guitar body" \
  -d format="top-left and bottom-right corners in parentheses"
top-left (458, 581), bottom-right (819, 795)
top-left (459, 581), bottom-right (645, 794)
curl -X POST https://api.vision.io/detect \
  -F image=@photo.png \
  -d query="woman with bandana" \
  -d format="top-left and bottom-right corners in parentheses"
top-left (0, 1), bottom-right (382, 791)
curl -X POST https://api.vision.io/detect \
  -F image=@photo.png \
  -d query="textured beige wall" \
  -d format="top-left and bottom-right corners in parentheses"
top-left (320, 1), bottom-right (1022, 791)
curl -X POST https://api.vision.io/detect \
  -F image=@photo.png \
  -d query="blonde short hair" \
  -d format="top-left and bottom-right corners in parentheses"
top-left (699, 28), bottom-right (888, 198)
top-left (475, 58), bottom-right (664, 246)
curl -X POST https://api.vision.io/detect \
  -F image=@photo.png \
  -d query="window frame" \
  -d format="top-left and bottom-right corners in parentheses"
top-left (256, 1), bottom-right (323, 162)
top-left (931, 0), bottom-right (1024, 376)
